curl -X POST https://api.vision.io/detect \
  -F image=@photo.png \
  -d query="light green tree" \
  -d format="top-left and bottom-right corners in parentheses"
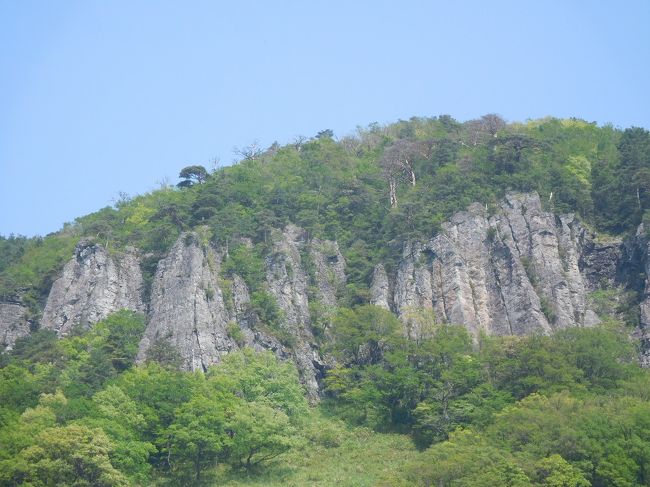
top-left (3, 424), bottom-right (127, 487)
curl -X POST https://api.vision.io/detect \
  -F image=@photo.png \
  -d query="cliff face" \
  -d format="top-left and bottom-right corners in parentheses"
top-left (636, 227), bottom-right (650, 367)
top-left (378, 193), bottom-right (617, 338)
top-left (13, 192), bottom-right (648, 395)
top-left (0, 303), bottom-right (30, 351)
top-left (136, 233), bottom-right (235, 372)
top-left (41, 239), bottom-right (144, 335)
top-left (263, 226), bottom-right (344, 400)
top-left (135, 226), bottom-right (344, 399)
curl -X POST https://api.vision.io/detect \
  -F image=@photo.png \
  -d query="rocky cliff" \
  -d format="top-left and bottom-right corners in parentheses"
top-left (10, 192), bottom-right (648, 396)
top-left (41, 239), bottom-right (145, 335)
top-left (635, 225), bottom-right (650, 367)
top-left (0, 303), bottom-right (30, 351)
top-left (136, 233), bottom-right (236, 372)
top-left (376, 193), bottom-right (619, 338)
top-left (135, 227), bottom-right (343, 400)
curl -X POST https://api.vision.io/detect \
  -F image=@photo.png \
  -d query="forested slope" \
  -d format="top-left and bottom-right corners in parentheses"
top-left (2, 115), bottom-right (650, 486)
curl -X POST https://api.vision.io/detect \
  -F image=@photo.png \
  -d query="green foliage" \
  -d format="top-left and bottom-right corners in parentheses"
top-left (177, 165), bottom-right (208, 188)
top-left (163, 393), bottom-right (231, 483)
top-left (329, 305), bottom-right (403, 365)
top-left (207, 349), bottom-right (308, 419)
top-left (224, 401), bottom-right (295, 470)
top-left (533, 454), bottom-right (590, 487)
top-left (1, 313), bottom-right (650, 486)
top-left (0, 423), bottom-right (128, 487)
top-left (144, 337), bottom-right (183, 369)
top-left (1, 115), bottom-right (650, 485)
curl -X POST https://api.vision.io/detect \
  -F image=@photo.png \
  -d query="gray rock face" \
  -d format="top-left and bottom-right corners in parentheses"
top-left (230, 273), bottom-right (286, 356)
top-left (310, 238), bottom-right (346, 307)
top-left (0, 303), bottom-right (30, 351)
top-left (385, 193), bottom-right (614, 337)
top-left (636, 227), bottom-right (650, 367)
top-left (136, 228), bottom-right (336, 399)
top-left (265, 225), bottom-right (323, 400)
top-left (266, 226), bottom-right (312, 332)
top-left (41, 239), bottom-right (144, 335)
top-left (138, 233), bottom-right (235, 372)
top-left (38, 191), bottom-right (648, 388)
top-left (370, 264), bottom-right (391, 310)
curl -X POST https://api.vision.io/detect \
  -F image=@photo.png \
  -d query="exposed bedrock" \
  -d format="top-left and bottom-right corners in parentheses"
top-left (41, 239), bottom-right (144, 335)
top-left (378, 192), bottom-right (622, 339)
top-left (0, 302), bottom-right (30, 351)
top-left (22, 191), bottom-right (648, 392)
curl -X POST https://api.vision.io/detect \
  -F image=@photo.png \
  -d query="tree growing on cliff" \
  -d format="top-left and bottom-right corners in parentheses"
top-left (177, 165), bottom-right (208, 188)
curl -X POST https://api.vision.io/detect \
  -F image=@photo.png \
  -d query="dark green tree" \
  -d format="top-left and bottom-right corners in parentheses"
top-left (177, 165), bottom-right (208, 188)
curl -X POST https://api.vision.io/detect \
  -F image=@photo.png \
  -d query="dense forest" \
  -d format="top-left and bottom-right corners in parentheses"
top-left (2, 115), bottom-right (650, 486)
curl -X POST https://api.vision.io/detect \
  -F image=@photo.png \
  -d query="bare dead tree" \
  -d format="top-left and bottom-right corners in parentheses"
top-left (339, 135), bottom-right (362, 155)
top-left (462, 114), bottom-right (507, 146)
top-left (292, 135), bottom-right (308, 152)
top-left (233, 140), bottom-right (263, 161)
top-left (481, 114), bottom-right (506, 136)
top-left (379, 139), bottom-right (430, 207)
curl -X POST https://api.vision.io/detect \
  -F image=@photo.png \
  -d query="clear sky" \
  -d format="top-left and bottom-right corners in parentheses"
top-left (1, 0), bottom-right (649, 236)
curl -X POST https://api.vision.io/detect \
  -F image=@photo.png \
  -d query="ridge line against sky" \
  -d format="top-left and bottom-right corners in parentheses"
top-left (1, 0), bottom-right (649, 236)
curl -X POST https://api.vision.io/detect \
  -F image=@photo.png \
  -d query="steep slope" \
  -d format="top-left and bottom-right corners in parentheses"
top-left (12, 192), bottom-right (647, 396)
top-left (41, 239), bottom-right (145, 335)
top-left (378, 193), bottom-right (620, 338)
top-left (136, 232), bottom-right (235, 372)
top-left (0, 303), bottom-right (30, 350)
top-left (135, 227), bottom-right (344, 399)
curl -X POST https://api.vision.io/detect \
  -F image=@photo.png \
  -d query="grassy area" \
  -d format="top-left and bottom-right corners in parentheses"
top-left (211, 415), bottom-right (419, 486)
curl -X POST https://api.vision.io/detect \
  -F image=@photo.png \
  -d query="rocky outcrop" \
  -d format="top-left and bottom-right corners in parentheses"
top-left (635, 226), bottom-right (650, 367)
top-left (41, 239), bottom-right (144, 335)
top-left (33, 191), bottom-right (648, 389)
top-left (383, 193), bottom-right (619, 338)
top-left (230, 274), bottom-right (286, 356)
top-left (137, 233), bottom-right (235, 372)
top-left (310, 238), bottom-right (346, 306)
top-left (0, 303), bottom-right (30, 351)
top-left (266, 226), bottom-right (312, 332)
top-left (135, 227), bottom-right (343, 398)
top-left (370, 264), bottom-right (391, 310)
top-left (265, 225), bottom-right (324, 400)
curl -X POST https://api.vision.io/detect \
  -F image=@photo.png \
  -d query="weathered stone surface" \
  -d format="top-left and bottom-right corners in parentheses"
top-left (391, 193), bottom-right (613, 338)
top-left (39, 191), bottom-right (649, 384)
top-left (370, 264), bottom-right (391, 310)
top-left (310, 238), bottom-right (346, 307)
top-left (0, 303), bottom-right (30, 351)
top-left (636, 226), bottom-right (650, 367)
top-left (41, 239), bottom-right (144, 335)
top-left (230, 274), bottom-right (286, 356)
top-left (265, 225), bottom-right (323, 400)
top-left (138, 233), bottom-right (235, 372)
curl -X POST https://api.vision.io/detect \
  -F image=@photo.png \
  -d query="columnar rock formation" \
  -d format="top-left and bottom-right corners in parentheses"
top-left (8, 192), bottom-right (648, 396)
top-left (135, 226), bottom-right (344, 399)
top-left (263, 225), bottom-right (343, 399)
top-left (136, 233), bottom-right (235, 372)
top-left (0, 303), bottom-right (30, 350)
top-left (373, 193), bottom-right (620, 337)
top-left (41, 239), bottom-right (145, 335)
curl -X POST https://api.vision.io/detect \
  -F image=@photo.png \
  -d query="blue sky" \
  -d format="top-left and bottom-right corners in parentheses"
top-left (1, 0), bottom-right (649, 236)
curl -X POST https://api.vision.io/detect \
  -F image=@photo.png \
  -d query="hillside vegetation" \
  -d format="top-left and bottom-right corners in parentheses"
top-left (1, 311), bottom-right (649, 485)
top-left (2, 115), bottom-right (650, 486)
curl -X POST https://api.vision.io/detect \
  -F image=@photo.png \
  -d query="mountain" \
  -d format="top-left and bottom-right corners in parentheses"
top-left (2, 115), bottom-right (650, 485)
